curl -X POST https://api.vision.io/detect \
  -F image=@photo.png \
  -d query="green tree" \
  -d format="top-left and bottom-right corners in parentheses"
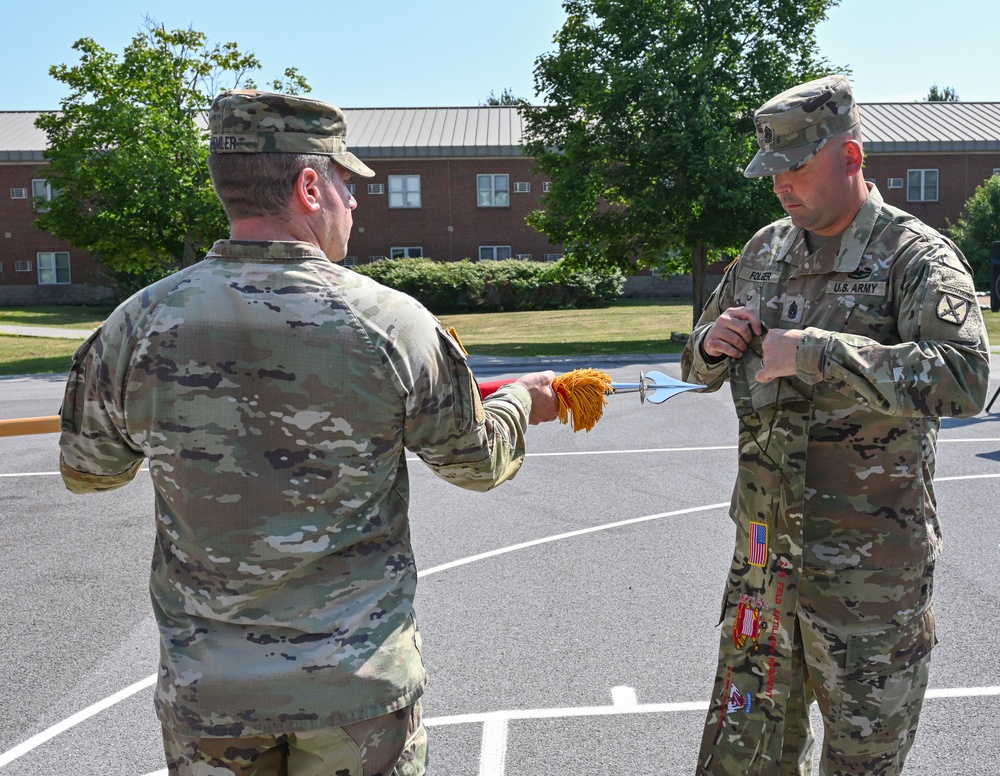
top-left (35, 20), bottom-right (309, 298)
top-left (482, 87), bottom-right (528, 106)
top-left (523, 0), bottom-right (841, 323)
top-left (949, 173), bottom-right (1000, 289)
top-left (925, 83), bottom-right (959, 102)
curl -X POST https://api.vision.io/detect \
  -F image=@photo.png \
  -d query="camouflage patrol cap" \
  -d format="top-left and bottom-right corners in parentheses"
top-left (209, 90), bottom-right (375, 178)
top-left (744, 74), bottom-right (860, 178)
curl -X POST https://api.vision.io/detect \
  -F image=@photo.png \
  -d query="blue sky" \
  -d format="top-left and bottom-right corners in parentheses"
top-left (4, 0), bottom-right (997, 111)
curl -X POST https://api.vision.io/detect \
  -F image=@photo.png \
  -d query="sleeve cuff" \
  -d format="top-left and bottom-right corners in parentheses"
top-left (795, 327), bottom-right (831, 384)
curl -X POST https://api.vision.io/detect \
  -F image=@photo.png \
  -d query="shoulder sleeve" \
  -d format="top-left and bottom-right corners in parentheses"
top-left (58, 320), bottom-right (144, 493)
top-left (795, 236), bottom-right (990, 417)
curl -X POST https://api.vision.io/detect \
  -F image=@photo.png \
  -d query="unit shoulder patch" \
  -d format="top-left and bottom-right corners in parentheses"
top-left (935, 292), bottom-right (970, 326)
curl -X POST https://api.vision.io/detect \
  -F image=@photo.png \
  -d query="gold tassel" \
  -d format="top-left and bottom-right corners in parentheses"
top-left (552, 368), bottom-right (614, 432)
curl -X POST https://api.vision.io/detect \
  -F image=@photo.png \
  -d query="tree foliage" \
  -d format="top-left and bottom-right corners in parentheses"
top-left (482, 87), bottom-right (529, 106)
top-left (925, 83), bottom-right (959, 102)
top-left (522, 0), bottom-right (841, 321)
top-left (950, 173), bottom-right (1000, 289)
top-left (35, 20), bottom-right (309, 298)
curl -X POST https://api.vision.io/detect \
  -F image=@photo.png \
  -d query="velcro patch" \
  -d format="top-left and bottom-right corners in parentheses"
top-left (936, 292), bottom-right (970, 326)
top-left (825, 281), bottom-right (887, 296)
top-left (738, 268), bottom-right (779, 283)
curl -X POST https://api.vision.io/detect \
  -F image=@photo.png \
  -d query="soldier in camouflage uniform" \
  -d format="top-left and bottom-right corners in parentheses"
top-left (58, 90), bottom-right (559, 776)
top-left (681, 75), bottom-right (990, 774)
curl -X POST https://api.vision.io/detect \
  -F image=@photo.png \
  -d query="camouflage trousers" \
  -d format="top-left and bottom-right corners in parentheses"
top-left (162, 700), bottom-right (426, 776)
top-left (698, 563), bottom-right (936, 775)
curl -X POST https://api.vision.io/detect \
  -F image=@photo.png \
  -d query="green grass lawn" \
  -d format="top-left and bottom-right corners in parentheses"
top-left (2, 302), bottom-right (999, 376)
top-left (0, 305), bottom-right (113, 329)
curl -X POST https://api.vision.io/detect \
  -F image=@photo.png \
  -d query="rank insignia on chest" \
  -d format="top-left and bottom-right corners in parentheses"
top-left (936, 292), bottom-right (970, 326)
top-left (748, 521), bottom-right (768, 567)
top-left (781, 295), bottom-right (806, 323)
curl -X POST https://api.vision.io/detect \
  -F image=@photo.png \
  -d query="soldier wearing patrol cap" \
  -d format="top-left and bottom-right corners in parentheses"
top-left (682, 74), bottom-right (989, 774)
top-left (58, 91), bottom-right (559, 776)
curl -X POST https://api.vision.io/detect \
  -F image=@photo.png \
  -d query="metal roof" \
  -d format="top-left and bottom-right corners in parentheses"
top-left (2, 103), bottom-right (999, 158)
top-left (0, 111), bottom-right (49, 161)
top-left (859, 102), bottom-right (1000, 153)
top-left (343, 107), bottom-right (528, 157)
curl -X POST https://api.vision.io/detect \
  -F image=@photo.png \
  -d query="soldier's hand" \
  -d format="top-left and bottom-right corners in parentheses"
top-left (755, 328), bottom-right (803, 383)
top-left (515, 370), bottom-right (559, 425)
top-left (702, 306), bottom-right (764, 359)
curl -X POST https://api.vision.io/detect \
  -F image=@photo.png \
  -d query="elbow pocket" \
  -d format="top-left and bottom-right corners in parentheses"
top-left (60, 327), bottom-right (103, 434)
top-left (436, 327), bottom-right (485, 433)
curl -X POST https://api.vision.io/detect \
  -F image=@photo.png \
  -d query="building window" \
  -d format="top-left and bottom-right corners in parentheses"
top-left (346, 183), bottom-right (356, 195)
top-left (543, 182), bottom-right (553, 193)
top-left (993, 168), bottom-right (1000, 177)
top-left (887, 178), bottom-right (903, 189)
top-left (477, 174), bottom-right (509, 207)
top-left (368, 183), bottom-right (385, 195)
top-left (544, 253), bottom-right (563, 262)
top-left (515, 253), bottom-right (533, 260)
top-left (907, 169), bottom-right (938, 202)
top-left (388, 175), bottom-right (421, 209)
top-left (514, 182), bottom-right (530, 193)
top-left (343, 256), bottom-right (357, 266)
top-left (32, 179), bottom-right (57, 211)
top-left (15, 261), bottom-right (32, 272)
top-left (479, 245), bottom-right (512, 261)
top-left (32, 179), bottom-right (55, 200)
top-left (11, 188), bottom-right (27, 199)
top-left (37, 252), bottom-right (71, 284)
top-left (369, 255), bottom-right (387, 262)
top-left (390, 247), bottom-right (423, 259)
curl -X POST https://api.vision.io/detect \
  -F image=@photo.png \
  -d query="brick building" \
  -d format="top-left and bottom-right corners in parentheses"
top-left (1, 102), bottom-right (999, 305)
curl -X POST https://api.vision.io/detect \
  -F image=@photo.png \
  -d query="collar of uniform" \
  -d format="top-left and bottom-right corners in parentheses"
top-left (773, 184), bottom-right (884, 275)
top-left (205, 239), bottom-right (329, 262)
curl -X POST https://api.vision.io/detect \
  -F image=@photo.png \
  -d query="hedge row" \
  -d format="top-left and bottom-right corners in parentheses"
top-left (354, 258), bottom-right (624, 314)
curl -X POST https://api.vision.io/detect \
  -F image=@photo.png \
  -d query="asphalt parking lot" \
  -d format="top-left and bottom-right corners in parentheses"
top-left (1, 354), bottom-right (999, 775)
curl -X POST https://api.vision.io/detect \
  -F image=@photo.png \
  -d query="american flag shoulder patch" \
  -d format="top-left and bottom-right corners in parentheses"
top-left (748, 521), bottom-right (768, 567)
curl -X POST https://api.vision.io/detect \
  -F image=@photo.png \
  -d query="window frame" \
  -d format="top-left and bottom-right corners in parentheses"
top-left (479, 245), bottom-right (512, 261)
top-left (37, 251), bottom-right (71, 285)
top-left (388, 175), bottom-right (422, 209)
top-left (390, 246), bottom-right (424, 259)
top-left (907, 169), bottom-right (939, 202)
top-left (477, 174), bottom-right (510, 208)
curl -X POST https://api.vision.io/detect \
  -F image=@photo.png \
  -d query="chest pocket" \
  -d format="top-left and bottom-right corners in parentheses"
top-left (819, 275), bottom-right (899, 344)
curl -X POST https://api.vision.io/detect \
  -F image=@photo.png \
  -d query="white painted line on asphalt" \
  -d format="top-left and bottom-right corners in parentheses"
top-left (526, 445), bottom-right (736, 457)
top-left (0, 674), bottom-right (156, 768)
top-left (417, 503), bottom-right (730, 577)
top-left (926, 686), bottom-right (1000, 699)
top-left (612, 686), bottom-right (638, 707)
top-left (4, 478), bottom-right (1000, 769)
top-left (936, 474), bottom-right (1000, 482)
top-left (478, 714), bottom-right (509, 776)
top-left (2, 437), bottom-right (999, 478)
top-left (427, 685), bottom-right (1000, 729)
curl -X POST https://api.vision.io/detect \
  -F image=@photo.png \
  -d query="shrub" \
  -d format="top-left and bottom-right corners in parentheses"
top-left (355, 258), bottom-right (623, 314)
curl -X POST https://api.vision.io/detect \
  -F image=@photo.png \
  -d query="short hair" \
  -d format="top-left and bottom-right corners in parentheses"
top-left (208, 153), bottom-right (340, 220)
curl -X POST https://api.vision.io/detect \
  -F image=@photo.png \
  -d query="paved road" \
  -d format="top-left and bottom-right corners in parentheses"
top-left (1, 355), bottom-right (999, 775)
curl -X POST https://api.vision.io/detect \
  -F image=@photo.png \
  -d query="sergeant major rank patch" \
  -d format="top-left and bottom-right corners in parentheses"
top-left (936, 292), bottom-right (970, 326)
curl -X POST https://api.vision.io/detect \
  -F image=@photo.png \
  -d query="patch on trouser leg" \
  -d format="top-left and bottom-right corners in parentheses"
top-left (823, 606), bottom-right (935, 775)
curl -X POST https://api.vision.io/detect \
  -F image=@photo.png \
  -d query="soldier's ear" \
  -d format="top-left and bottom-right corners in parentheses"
top-left (843, 139), bottom-right (864, 176)
top-left (292, 167), bottom-right (323, 214)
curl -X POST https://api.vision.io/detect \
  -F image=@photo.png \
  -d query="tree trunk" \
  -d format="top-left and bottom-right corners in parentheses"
top-left (690, 243), bottom-right (708, 329)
